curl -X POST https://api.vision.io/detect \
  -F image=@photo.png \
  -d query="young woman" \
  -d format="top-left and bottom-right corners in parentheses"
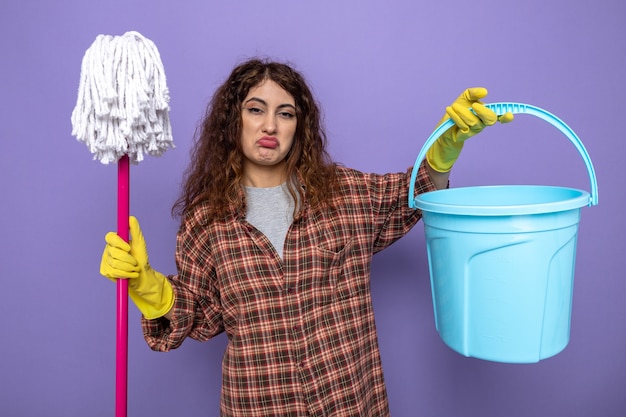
top-left (100, 58), bottom-right (512, 417)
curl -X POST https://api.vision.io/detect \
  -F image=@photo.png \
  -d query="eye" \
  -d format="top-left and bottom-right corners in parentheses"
top-left (278, 111), bottom-right (295, 119)
top-left (246, 107), bottom-right (264, 115)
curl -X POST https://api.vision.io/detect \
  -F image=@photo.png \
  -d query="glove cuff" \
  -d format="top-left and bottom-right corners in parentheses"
top-left (426, 138), bottom-right (464, 173)
top-left (129, 271), bottom-right (175, 320)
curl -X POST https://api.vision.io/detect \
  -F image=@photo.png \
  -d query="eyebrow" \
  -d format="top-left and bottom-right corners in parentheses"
top-left (244, 97), bottom-right (296, 111)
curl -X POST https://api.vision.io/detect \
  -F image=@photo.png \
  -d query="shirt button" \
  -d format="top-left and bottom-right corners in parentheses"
top-left (286, 286), bottom-right (295, 294)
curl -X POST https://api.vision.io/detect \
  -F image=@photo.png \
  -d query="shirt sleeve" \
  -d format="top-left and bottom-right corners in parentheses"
top-left (141, 218), bottom-right (224, 351)
top-left (369, 159), bottom-right (438, 253)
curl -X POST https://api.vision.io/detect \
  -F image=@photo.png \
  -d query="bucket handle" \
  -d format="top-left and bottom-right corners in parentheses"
top-left (408, 102), bottom-right (598, 209)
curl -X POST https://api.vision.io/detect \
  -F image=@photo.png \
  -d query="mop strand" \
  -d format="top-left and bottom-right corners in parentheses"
top-left (71, 31), bottom-right (174, 164)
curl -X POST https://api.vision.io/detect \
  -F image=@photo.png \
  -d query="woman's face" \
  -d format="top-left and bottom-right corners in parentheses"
top-left (240, 79), bottom-right (297, 185)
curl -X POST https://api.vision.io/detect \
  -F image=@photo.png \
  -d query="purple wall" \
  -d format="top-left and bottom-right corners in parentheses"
top-left (1, 0), bottom-right (624, 415)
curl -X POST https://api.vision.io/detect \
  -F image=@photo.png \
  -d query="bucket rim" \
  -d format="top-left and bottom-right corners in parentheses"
top-left (414, 185), bottom-right (591, 216)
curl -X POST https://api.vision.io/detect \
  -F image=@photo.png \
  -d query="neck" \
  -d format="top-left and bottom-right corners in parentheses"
top-left (242, 162), bottom-right (287, 188)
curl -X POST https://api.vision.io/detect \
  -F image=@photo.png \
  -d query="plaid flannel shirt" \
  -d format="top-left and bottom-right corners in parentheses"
top-left (142, 161), bottom-right (437, 416)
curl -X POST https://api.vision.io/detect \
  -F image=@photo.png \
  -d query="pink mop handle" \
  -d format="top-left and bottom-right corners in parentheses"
top-left (116, 155), bottom-right (130, 417)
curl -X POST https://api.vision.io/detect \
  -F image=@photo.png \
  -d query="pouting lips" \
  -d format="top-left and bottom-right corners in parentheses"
top-left (258, 137), bottom-right (278, 149)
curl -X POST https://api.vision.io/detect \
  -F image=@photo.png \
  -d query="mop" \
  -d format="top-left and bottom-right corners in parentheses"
top-left (71, 31), bottom-right (174, 417)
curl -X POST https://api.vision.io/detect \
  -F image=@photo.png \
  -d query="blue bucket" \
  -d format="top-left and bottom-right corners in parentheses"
top-left (408, 103), bottom-right (598, 363)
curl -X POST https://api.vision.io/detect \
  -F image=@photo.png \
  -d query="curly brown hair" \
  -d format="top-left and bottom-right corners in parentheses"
top-left (172, 58), bottom-right (338, 221)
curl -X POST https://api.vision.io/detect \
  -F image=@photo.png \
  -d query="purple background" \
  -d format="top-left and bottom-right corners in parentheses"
top-left (1, 0), bottom-right (624, 415)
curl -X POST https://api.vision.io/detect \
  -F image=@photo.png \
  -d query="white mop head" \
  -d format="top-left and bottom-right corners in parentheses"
top-left (71, 31), bottom-right (174, 164)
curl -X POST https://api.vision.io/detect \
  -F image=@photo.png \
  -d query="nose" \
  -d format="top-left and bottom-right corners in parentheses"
top-left (262, 115), bottom-right (277, 134)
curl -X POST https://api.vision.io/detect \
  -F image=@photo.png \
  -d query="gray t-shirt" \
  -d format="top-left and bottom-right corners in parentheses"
top-left (244, 183), bottom-right (295, 259)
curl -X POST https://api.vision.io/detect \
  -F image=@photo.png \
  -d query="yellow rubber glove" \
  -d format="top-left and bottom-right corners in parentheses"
top-left (100, 216), bottom-right (174, 320)
top-left (426, 87), bottom-right (514, 172)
